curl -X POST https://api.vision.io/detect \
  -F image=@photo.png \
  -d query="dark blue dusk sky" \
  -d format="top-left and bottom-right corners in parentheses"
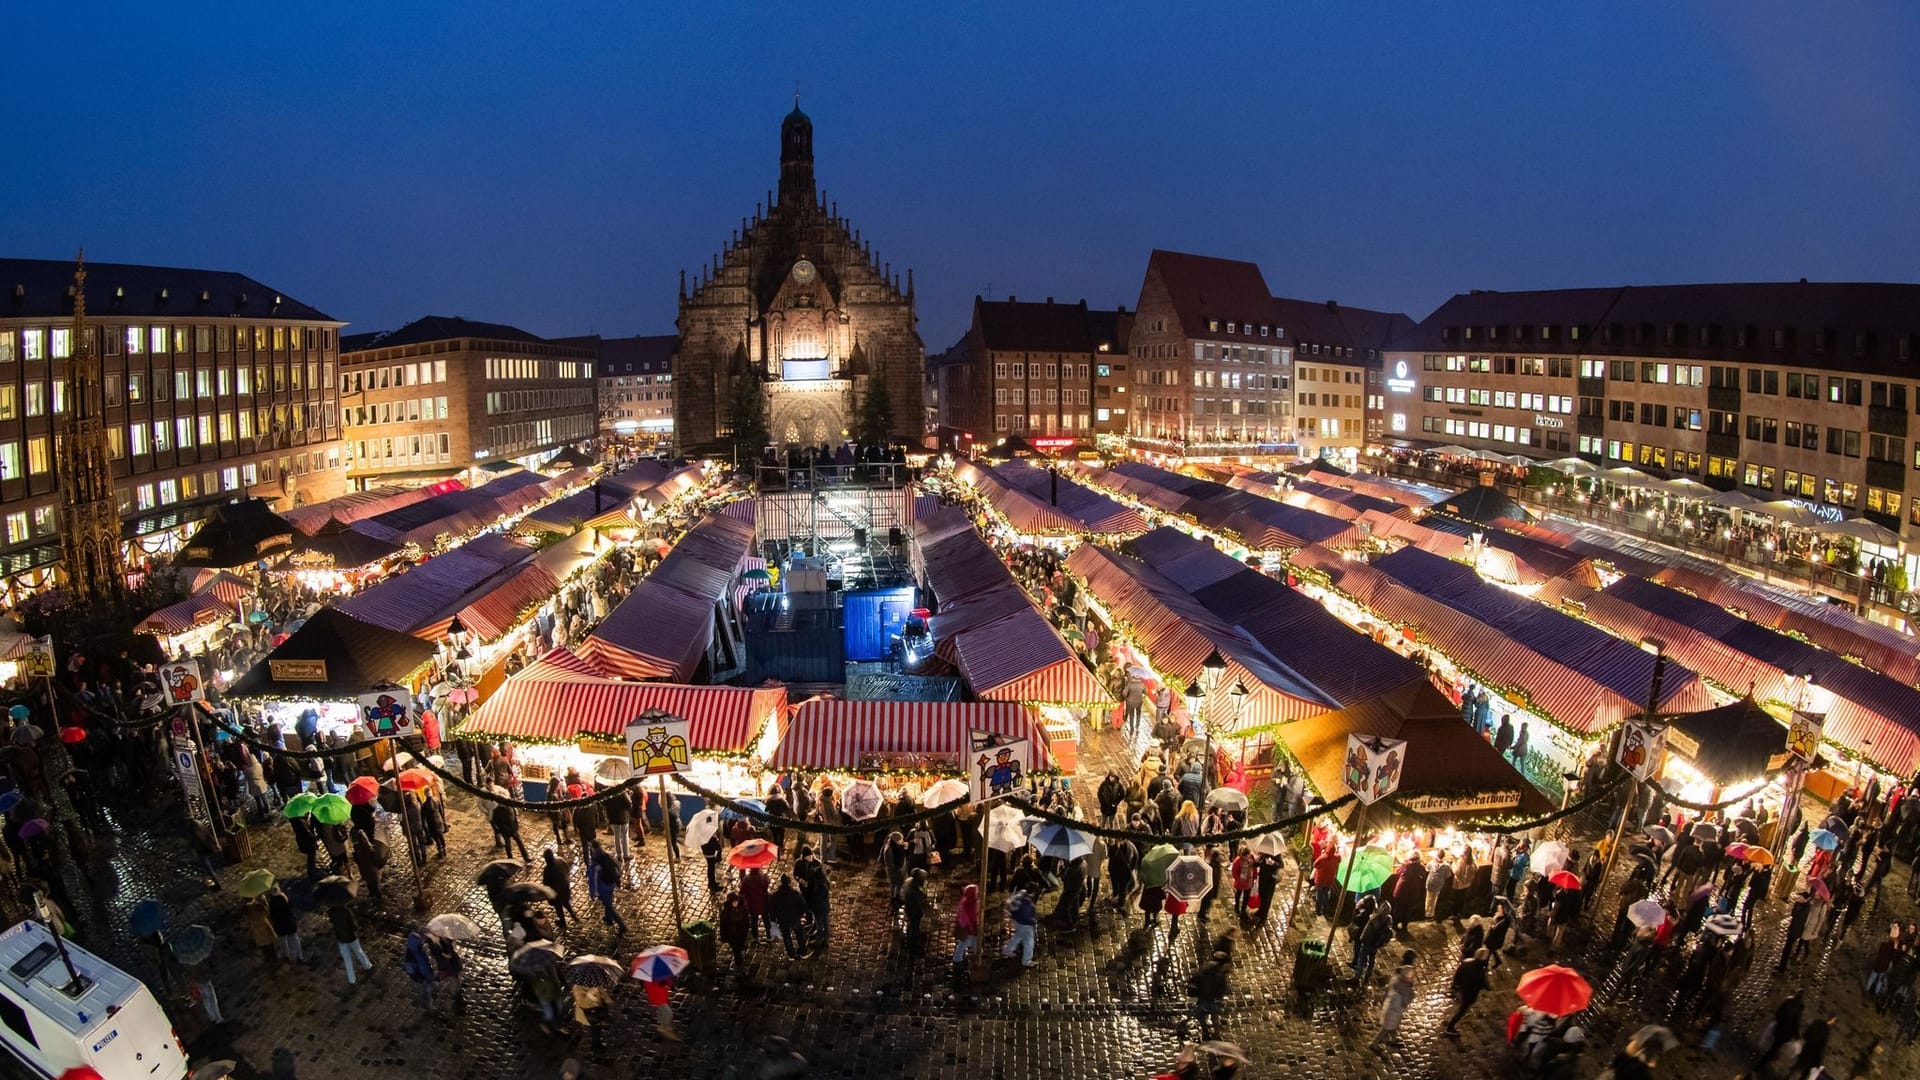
top-left (7, 3), bottom-right (1917, 350)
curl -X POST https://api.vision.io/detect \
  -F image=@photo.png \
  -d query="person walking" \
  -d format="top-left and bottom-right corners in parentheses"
top-left (350, 837), bottom-right (384, 905)
top-left (541, 848), bottom-right (577, 932)
top-left (404, 931), bottom-right (438, 1011)
top-left (1441, 947), bottom-right (1490, 1034)
top-left (1754, 991), bottom-right (1804, 1071)
top-left (953, 883), bottom-right (981, 968)
top-left (328, 903), bottom-right (374, 986)
top-left (266, 884), bottom-right (302, 961)
top-left (1098, 771), bottom-right (1126, 829)
top-left (719, 892), bottom-right (751, 972)
top-left (585, 840), bottom-right (626, 938)
top-left (1372, 950), bottom-right (1417, 1047)
top-left (902, 868), bottom-right (930, 961)
top-left (795, 846), bottom-right (831, 953)
top-left (1002, 888), bottom-right (1039, 967)
top-left (1187, 949), bottom-right (1231, 1040)
top-left (769, 874), bottom-right (807, 960)
top-left (742, 864), bottom-right (771, 941)
top-left (1790, 1015), bottom-right (1835, 1079)
top-left (243, 894), bottom-right (276, 961)
top-left (1353, 903), bottom-right (1395, 984)
top-left (644, 976), bottom-right (679, 1041)
top-left (602, 786), bottom-right (632, 867)
top-left (491, 800), bottom-right (531, 861)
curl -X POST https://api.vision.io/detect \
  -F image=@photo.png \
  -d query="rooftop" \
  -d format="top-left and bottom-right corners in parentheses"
top-left (342, 315), bottom-right (559, 353)
top-left (0, 257), bottom-right (335, 322)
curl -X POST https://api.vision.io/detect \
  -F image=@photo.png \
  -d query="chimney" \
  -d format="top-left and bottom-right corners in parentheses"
top-left (1046, 297), bottom-right (1054, 305)
top-left (1325, 300), bottom-right (1338, 312)
top-left (1117, 305), bottom-right (1127, 314)
top-left (1008, 295), bottom-right (1016, 303)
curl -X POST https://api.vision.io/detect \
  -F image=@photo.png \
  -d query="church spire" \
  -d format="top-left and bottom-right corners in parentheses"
top-left (778, 100), bottom-right (815, 209)
top-left (56, 249), bottom-right (126, 604)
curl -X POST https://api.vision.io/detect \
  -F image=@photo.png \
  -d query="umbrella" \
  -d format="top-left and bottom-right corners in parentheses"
top-left (18, 818), bottom-right (49, 839)
top-left (1643, 825), bottom-right (1674, 847)
top-left (1628, 1025), bottom-right (1680, 1056)
top-left (684, 809), bottom-right (723, 850)
top-left (190, 1062), bottom-right (240, 1080)
top-left (172, 925), bottom-right (214, 966)
top-left (0, 791), bottom-right (19, 815)
top-left (1204, 787), bottom-right (1249, 811)
top-left (594, 759), bottom-right (633, 783)
top-left (58, 727), bottom-right (87, 745)
top-left (567, 954), bottom-right (625, 989)
top-left (1338, 847), bottom-right (1396, 894)
top-left (629, 944), bottom-right (690, 982)
top-left (981, 804), bottom-right (1030, 854)
top-left (426, 913), bottom-right (484, 941)
top-left (509, 940), bottom-right (565, 976)
top-left (12, 724), bottom-right (42, 744)
top-left (1138, 843), bottom-right (1181, 888)
top-left (718, 797), bottom-right (764, 826)
top-left (1731, 818), bottom-right (1761, 842)
top-left (397, 768), bottom-right (434, 793)
top-left (1626, 899), bottom-right (1668, 930)
top-left (247, 610), bottom-right (272, 625)
top-left (501, 881), bottom-right (557, 905)
top-left (919, 778), bottom-right (969, 807)
top-left (1165, 854), bottom-right (1215, 902)
top-left (1724, 842), bottom-right (1751, 861)
top-left (1515, 965), bottom-right (1592, 1017)
top-left (1689, 821), bottom-right (1720, 841)
top-left (1820, 815), bottom-right (1849, 841)
top-left (1688, 882), bottom-right (1715, 906)
top-left (1547, 870), bottom-right (1583, 890)
top-left (60, 1070), bottom-right (105, 1080)
top-left (1743, 847), bottom-right (1776, 867)
top-left (282, 792), bottom-right (320, 819)
top-left (447, 686), bottom-right (480, 706)
top-left (313, 876), bottom-right (359, 906)
top-left (743, 568), bottom-right (772, 581)
top-left (344, 777), bottom-right (381, 805)
top-left (5, 705), bottom-right (24, 721)
top-left (1025, 822), bottom-right (1093, 863)
top-left (236, 869), bottom-right (275, 899)
top-left (1703, 914), bottom-right (1742, 937)
top-left (1531, 840), bottom-right (1572, 878)
top-left (1809, 877), bottom-right (1832, 902)
top-left (1246, 833), bottom-right (1288, 858)
top-left (1808, 828), bottom-right (1840, 851)
top-left (478, 859), bottom-right (525, 888)
top-left (839, 779), bottom-right (884, 821)
top-left (311, 793), bottom-right (352, 826)
top-left (1198, 1041), bottom-right (1248, 1064)
top-left (130, 899), bottom-right (166, 938)
top-left (728, 838), bottom-right (779, 870)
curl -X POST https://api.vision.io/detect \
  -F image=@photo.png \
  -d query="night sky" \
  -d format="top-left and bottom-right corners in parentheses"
top-left (8, 4), bottom-right (1917, 350)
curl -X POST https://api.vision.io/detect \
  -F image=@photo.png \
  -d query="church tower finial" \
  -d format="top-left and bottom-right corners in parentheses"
top-left (779, 100), bottom-right (815, 209)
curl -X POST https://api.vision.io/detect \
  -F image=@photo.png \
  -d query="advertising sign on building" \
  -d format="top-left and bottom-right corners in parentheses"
top-left (1344, 734), bottom-right (1408, 806)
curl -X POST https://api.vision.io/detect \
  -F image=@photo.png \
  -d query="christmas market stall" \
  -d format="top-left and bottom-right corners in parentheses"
top-left (769, 698), bottom-right (1052, 778)
top-left (1656, 697), bottom-right (1794, 805)
top-left (174, 497), bottom-right (296, 570)
top-left (136, 571), bottom-right (255, 657)
top-left (951, 458), bottom-right (1147, 544)
top-left (454, 646), bottom-right (787, 800)
top-left (283, 483), bottom-right (452, 535)
top-left (336, 535), bottom-right (546, 640)
top-left (226, 608), bottom-right (439, 743)
top-left (579, 514), bottom-right (756, 683)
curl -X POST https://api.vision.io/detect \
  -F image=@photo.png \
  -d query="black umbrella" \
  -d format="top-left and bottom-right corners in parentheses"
top-left (501, 881), bottom-right (556, 905)
top-left (477, 859), bottom-right (525, 888)
top-left (313, 875), bottom-right (359, 906)
top-left (567, 954), bottom-right (623, 989)
top-left (1731, 817), bottom-right (1761, 842)
top-left (508, 939), bottom-right (564, 977)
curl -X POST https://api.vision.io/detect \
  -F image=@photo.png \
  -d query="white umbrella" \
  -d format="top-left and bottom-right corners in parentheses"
top-left (1625, 898), bottom-right (1667, 930)
top-left (593, 758), bottom-right (634, 783)
top-left (1246, 833), bottom-right (1288, 858)
top-left (981, 804), bottom-right (1029, 853)
top-left (1707, 489), bottom-right (1763, 510)
top-left (426, 913), bottom-right (484, 941)
top-left (1165, 854), bottom-right (1215, 902)
top-left (1025, 821), bottom-right (1094, 862)
top-left (1816, 517), bottom-right (1902, 547)
top-left (919, 778), bottom-right (969, 807)
top-left (1204, 787), bottom-right (1249, 811)
top-left (1759, 500), bottom-right (1822, 528)
top-left (1530, 839), bottom-right (1571, 878)
top-left (683, 808), bottom-right (723, 850)
top-left (840, 778), bottom-right (885, 821)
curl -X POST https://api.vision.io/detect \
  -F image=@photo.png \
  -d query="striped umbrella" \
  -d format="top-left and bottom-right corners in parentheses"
top-left (628, 945), bottom-right (689, 982)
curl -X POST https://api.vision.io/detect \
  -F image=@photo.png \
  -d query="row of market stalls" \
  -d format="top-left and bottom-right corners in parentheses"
top-left (949, 458), bottom-right (1148, 542)
top-left (1086, 461), bottom-right (1350, 554)
top-left (335, 532), bottom-right (597, 643)
top-left (579, 513), bottom-right (757, 682)
top-left (1290, 543), bottom-right (1718, 778)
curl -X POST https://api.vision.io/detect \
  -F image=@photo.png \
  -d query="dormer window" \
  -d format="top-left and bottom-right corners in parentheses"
top-left (1207, 320), bottom-right (1219, 332)
top-left (1226, 322), bottom-right (1236, 333)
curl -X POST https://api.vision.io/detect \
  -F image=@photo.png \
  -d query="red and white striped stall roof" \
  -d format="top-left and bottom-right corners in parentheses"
top-left (580, 582), bottom-right (717, 682)
top-left (461, 655), bottom-right (786, 751)
top-left (770, 699), bottom-right (1051, 772)
top-left (457, 562), bottom-right (561, 643)
top-left (136, 590), bottom-right (234, 636)
top-left (949, 610), bottom-right (1112, 706)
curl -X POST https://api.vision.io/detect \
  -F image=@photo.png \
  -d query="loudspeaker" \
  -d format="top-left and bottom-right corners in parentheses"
top-left (889, 527), bottom-right (903, 547)
top-left (854, 528), bottom-right (868, 548)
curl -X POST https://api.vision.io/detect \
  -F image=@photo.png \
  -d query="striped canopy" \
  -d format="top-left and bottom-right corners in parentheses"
top-left (769, 698), bottom-right (1051, 773)
top-left (460, 648), bottom-right (786, 751)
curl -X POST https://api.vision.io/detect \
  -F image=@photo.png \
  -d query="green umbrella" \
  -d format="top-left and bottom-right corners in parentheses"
top-left (236, 868), bottom-right (275, 898)
top-left (1339, 846), bottom-right (1396, 894)
top-left (311, 793), bottom-right (352, 826)
top-left (281, 793), bottom-right (319, 819)
top-left (743, 568), bottom-right (771, 581)
top-left (1138, 843), bottom-right (1180, 888)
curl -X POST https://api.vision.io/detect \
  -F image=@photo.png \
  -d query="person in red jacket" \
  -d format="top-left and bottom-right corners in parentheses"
top-left (1313, 846), bottom-right (1344, 918)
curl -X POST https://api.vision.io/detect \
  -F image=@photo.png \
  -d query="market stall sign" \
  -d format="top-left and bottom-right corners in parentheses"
top-left (157, 659), bottom-right (206, 706)
top-left (1030, 437), bottom-right (1076, 452)
top-left (625, 714), bottom-right (691, 775)
top-left (1617, 719), bottom-right (1665, 781)
top-left (1664, 727), bottom-right (1701, 761)
top-left (20, 636), bottom-right (54, 679)
top-left (864, 749), bottom-right (960, 773)
top-left (1398, 790), bottom-right (1522, 816)
top-left (969, 729), bottom-right (1028, 803)
top-left (269, 659), bottom-right (329, 682)
top-left (1786, 710), bottom-right (1825, 763)
top-left (1344, 733), bottom-right (1408, 806)
top-left (576, 734), bottom-right (625, 758)
top-left (355, 689), bottom-right (414, 738)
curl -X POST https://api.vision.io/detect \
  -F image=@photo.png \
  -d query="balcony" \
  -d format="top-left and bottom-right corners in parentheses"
top-left (1866, 457), bottom-right (1906, 492)
top-left (1705, 430), bottom-right (1740, 458)
top-left (1707, 385), bottom-right (1742, 413)
top-left (1869, 405), bottom-right (1909, 438)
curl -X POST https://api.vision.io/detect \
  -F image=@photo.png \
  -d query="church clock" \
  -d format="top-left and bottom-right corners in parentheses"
top-left (790, 258), bottom-right (817, 285)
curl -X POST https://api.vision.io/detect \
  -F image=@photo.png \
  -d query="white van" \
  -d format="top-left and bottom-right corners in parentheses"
top-left (0, 921), bottom-right (189, 1079)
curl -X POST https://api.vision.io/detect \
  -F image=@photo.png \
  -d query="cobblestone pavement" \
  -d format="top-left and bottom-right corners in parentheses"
top-left (48, 727), bottom-right (1920, 1080)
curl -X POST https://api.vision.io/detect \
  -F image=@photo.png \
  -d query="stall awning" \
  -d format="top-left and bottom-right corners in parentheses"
top-left (228, 609), bottom-right (438, 699)
top-left (580, 582), bottom-right (716, 681)
top-left (459, 649), bottom-right (786, 751)
top-left (1661, 698), bottom-right (1790, 787)
top-left (137, 571), bottom-right (255, 636)
top-left (457, 562), bottom-right (561, 642)
top-left (949, 610), bottom-right (1111, 706)
top-left (770, 698), bottom-right (1052, 772)
top-left (175, 498), bottom-right (296, 568)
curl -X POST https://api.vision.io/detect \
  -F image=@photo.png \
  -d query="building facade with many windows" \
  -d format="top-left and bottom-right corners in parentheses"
top-left (1387, 283), bottom-right (1920, 536)
top-left (0, 258), bottom-right (348, 592)
top-left (927, 297), bottom-right (1129, 452)
top-left (340, 316), bottom-right (596, 488)
top-left (1127, 249), bottom-right (1409, 462)
top-left (590, 334), bottom-right (674, 442)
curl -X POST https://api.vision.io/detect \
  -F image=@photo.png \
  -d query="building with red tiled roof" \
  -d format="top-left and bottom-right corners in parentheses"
top-left (1126, 250), bottom-right (1410, 464)
top-left (928, 297), bottom-right (1131, 452)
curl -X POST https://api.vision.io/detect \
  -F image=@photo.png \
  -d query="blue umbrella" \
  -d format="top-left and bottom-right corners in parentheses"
top-left (1808, 828), bottom-right (1841, 852)
top-left (131, 899), bottom-right (165, 938)
top-left (718, 798), bottom-right (764, 825)
top-left (1025, 821), bottom-right (1093, 862)
top-left (0, 791), bottom-right (20, 816)
top-left (7, 705), bottom-right (27, 721)
top-left (171, 925), bottom-right (214, 966)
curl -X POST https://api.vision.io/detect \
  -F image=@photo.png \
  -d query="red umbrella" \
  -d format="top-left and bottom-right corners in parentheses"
top-left (397, 768), bottom-right (434, 793)
top-left (345, 776), bottom-right (380, 805)
top-left (60, 1068), bottom-right (106, 1080)
top-left (1547, 869), bottom-right (1583, 890)
top-left (1515, 964), bottom-right (1593, 1016)
top-left (446, 687), bottom-right (480, 705)
top-left (727, 838), bottom-right (779, 870)
top-left (58, 726), bottom-right (87, 745)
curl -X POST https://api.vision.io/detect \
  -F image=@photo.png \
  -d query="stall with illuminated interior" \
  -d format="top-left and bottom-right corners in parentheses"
top-left (135, 571), bottom-right (255, 659)
top-left (452, 646), bottom-right (787, 800)
top-left (1652, 697), bottom-right (1794, 810)
top-left (768, 699), bottom-right (1053, 795)
top-left (225, 608), bottom-right (440, 742)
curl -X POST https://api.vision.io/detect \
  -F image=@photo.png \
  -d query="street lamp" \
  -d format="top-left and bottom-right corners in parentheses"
top-left (1200, 648), bottom-right (1226, 692)
top-left (1225, 679), bottom-right (1248, 787)
top-left (1184, 680), bottom-right (1206, 786)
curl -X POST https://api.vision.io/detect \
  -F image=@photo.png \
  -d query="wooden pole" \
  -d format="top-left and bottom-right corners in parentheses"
top-left (1328, 801), bottom-right (1370, 931)
top-left (660, 775), bottom-right (685, 930)
top-left (1596, 652), bottom-right (1667, 911)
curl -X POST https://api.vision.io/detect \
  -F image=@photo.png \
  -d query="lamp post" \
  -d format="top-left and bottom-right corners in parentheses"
top-left (1183, 681), bottom-right (1205, 786)
top-left (1197, 649), bottom-right (1225, 785)
top-left (1226, 679), bottom-right (1248, 787)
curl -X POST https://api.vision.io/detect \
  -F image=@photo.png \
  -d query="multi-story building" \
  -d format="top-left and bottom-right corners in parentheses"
top-left (1087, 306), bottom-right (1134, 439)
top-left (1387, 281), bottom-right (1920, 539)
top-left (0, 257), bottom-right (348, 596)
top-left (339, 316), bottom-right (596, 488)
top-left (1127, 249), bottom-right (1409, 464)
top-left (588, 334), bottom-right (674, 444)
top-left (927, 297), bottom-right (1129, 452)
